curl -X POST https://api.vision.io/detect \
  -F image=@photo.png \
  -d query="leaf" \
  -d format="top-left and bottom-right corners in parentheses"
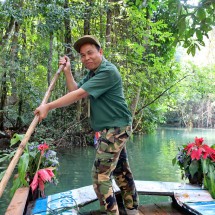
top-left (196, 29), bottom-right (203, 41)
top-left (0, 155), bottom-right (10, 163)
top-left (0, 151), bottom-right (16, 163)
top-left (10, 133), bottom-right (25, 146)
top-left (10, 177), bottom-right (23, 198)
top-left (0, 170), bottom-right (6, 180)
top-left (18, 153), bottom-right (29, 186)
top-left (187, 28), bottom-right (195, 37)
top-left (197, 8), bottom-right (206, 21)
top-left (198, 40), bottom-right (205, 46)
top-left (178, 15), bottom-right (186, 36)
top-left (202, 159), bottom-right (209, 174)
top-left (172, 157), bottom-right (176, 166)
top-left (189, 160), bottom-right (199, 177)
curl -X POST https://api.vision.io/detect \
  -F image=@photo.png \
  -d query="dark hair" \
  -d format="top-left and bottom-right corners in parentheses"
top-left (95, 44), bottom-right (101, 51)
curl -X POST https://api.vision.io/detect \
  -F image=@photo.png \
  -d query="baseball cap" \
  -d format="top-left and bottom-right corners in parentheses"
top-left (73, 35), bottom-right (101, 53)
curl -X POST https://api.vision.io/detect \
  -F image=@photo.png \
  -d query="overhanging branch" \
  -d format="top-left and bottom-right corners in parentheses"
top-left (135, 74), bottom-right (191, 115)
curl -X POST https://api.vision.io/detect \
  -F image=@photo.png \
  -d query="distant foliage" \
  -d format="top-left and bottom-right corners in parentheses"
top-left (0, 0), bottom-right (215, 144)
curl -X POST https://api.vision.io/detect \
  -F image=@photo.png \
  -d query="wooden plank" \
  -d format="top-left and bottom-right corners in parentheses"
top-left (31, 181), bottom-right (212, 215)
top-left (138, 203), bottom-right (185, 215)
top-left (32, 180), bottom-right (203, 213)
top-left (5, 187), bottom-right (30, 215)
top-left (134, 180), bottom-right (202, 196)
top-left (174, 190), bottom-right (215, 215)
top-left (174, 189), bottom-right (214, 204)
top-left (77, 203), bottom-right (185, 215)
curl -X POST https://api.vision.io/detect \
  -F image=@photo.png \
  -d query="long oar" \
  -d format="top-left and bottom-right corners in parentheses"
top-left (0, 65), bottom-right (64, 197)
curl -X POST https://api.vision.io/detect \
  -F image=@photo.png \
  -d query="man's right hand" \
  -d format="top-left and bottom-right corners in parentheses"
top-left (59, 55), bottom-right (78, 92)
top-left (59, 56), bottom-right (71, 74)
top-left (34, 104), bottom-right (50, 122)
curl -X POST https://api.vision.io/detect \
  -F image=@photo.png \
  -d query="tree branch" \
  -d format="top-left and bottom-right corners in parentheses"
top-left (135, 74), bottom-right (191, 115)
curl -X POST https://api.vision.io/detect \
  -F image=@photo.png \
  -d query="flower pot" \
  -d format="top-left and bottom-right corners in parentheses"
top-left (188, 172), bottom-right (203, 185)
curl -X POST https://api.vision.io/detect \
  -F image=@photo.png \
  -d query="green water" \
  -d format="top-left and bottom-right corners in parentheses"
top-left (1, 127), bottom-right (215, 213)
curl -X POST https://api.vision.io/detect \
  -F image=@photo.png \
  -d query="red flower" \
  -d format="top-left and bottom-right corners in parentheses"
top-left (210, 153), bottom-right (215, 162)
top-left (38, 143), bottom-right (49, 155)
top-left (194, 137), bottom-right (204, 146)
top-left (184, 137), bottom-right (215, 161)
top-left (30, 167), bottom-right (55, 198)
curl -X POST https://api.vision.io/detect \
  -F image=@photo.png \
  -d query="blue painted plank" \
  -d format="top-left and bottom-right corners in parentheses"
top-left (186, 201), bottom-right (215, 215)
top-left (32, 197), bottom-right (48, 215)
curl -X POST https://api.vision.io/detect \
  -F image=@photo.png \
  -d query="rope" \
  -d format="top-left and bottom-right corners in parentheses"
top-left (31, 194), bottom-right (85, 215)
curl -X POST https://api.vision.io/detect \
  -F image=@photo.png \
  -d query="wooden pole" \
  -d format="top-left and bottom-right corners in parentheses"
top-left (0, 65), bottom-right (64, 198)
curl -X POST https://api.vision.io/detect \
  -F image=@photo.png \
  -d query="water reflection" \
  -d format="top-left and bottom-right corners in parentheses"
top-left (1, 127), bottom-right (215, 213)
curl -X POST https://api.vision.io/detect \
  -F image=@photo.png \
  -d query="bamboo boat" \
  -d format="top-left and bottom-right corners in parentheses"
top-left (5, 180), bottom-right (215, 215)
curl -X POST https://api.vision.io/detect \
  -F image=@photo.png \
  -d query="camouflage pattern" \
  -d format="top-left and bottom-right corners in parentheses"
top-left (92, 126), bottom-right (139, 215)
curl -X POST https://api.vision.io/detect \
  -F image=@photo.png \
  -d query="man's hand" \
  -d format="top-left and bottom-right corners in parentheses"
top-left (59, 55), bottom-right (78, 92)
top-left (34, 104), bottom-right (50, 122)
top-left (59, 56), bottom-right (71, 74)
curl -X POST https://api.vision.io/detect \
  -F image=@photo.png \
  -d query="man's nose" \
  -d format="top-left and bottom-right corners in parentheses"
top-left (85, 54), bottom-right (90, 60)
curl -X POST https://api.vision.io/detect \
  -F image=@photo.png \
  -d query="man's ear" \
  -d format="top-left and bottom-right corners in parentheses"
top-left (99, 48), bottom-right (103, 55)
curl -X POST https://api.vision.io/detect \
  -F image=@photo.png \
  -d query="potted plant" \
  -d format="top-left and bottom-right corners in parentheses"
top-left (172, 137), bottom-right (215, 186)
top-left (0, 133), bottom-right (59, 199)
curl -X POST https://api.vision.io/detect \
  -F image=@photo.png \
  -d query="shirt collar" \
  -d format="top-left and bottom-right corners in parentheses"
top-left (90, 56), bottom-right (106, 75)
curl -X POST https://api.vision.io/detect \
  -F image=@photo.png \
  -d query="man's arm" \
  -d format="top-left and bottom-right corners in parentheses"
top-left (60, 56), bottom-right (78, 92)
top-left (34, 88), bottom-right (88, 122)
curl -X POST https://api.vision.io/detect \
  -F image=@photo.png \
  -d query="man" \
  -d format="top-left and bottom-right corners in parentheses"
top-left (34, 35), bottom-right (139, 215)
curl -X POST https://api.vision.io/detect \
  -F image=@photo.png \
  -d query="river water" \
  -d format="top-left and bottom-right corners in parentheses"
top-left (1, 127), bottom-right (215, 213)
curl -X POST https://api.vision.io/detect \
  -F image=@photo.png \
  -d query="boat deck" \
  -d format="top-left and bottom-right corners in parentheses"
top-left (138, 203), bottom-right (187, 215)
top-left (86, 202), bottom-right (188, 215)
top-left (6, 180), bottom-right (215, 215)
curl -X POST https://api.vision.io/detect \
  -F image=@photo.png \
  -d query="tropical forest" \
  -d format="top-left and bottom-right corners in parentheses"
top-left (0, 0), bottom-right (215, 148)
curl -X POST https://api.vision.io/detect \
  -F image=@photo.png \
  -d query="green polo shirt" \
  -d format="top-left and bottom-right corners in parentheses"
top-left (77, 58), bottom-right (132, 131)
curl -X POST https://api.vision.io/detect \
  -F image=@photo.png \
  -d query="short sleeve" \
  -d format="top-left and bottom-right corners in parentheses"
top-left (80, 70), bottom-right (120, 99)
top-left (77, 73), bottom-right (90, 88)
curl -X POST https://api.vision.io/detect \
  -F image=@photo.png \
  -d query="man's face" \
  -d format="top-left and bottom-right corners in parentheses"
top-left (80, 43), bottom-right (103, 71)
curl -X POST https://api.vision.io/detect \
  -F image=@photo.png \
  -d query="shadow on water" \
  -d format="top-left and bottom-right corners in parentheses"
top-left (1, 127), bottom-right (215, 213)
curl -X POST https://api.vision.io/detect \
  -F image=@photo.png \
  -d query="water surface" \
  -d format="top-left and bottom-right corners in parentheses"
top-left (1, 127), bottom-right (214, 213)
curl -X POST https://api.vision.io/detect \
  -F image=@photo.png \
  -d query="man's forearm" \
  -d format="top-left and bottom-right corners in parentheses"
top-left (64, 70), bottom-right (78, 92)
top-left (47, 88), bottom-right (88, 110)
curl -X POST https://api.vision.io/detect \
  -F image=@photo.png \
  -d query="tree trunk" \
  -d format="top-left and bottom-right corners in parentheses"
top-left (201, 102), bottom-right (204, 127)
top-left (0, 16), bottom-right (15, 47)
top-left (9, 20), bottom-right (20, 105)
top-left (83, 0), bottom-right (92, 35)
top-left (99, 0), bottom-right (103, 39)
top-left (106, 0), bottom-right (113, 47)
top-left (64, 0), bottom-right (73, 58)
top-left (130, 86), bottom-right (141, 119)
top-left (0, 71), bottom-right (7, 130)
top-left (206, 98), bottom-right (212, 128)
top-left (16, 93), bottom-right (23, 129)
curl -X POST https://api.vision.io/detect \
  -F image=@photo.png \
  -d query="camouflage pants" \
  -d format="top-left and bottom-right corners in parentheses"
top-left (92, 127), bottom-right (139, 215)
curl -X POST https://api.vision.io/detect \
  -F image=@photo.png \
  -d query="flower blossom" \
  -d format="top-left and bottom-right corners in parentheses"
top-left (184, 137), bottom-right (215, 161)
top-left (30, 167), bottom-right (55, 198)
top-left (38, 143), bottom-right (49, 155)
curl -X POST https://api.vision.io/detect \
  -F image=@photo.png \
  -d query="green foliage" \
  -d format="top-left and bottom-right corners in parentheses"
top-left (165, 62), bottom-right (215, 128)
top-left (10, 133), bottom-right (25, 146)
top-left (202, 158), bottom-right (215, 198)
top-left (0, 134), bottom-right (59, 197)
top-left (0, 0), bottom-right (214, 139)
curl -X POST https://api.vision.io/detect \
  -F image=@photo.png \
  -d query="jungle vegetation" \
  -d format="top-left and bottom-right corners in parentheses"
top-left (0, 0), bottom-right (215, 146)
